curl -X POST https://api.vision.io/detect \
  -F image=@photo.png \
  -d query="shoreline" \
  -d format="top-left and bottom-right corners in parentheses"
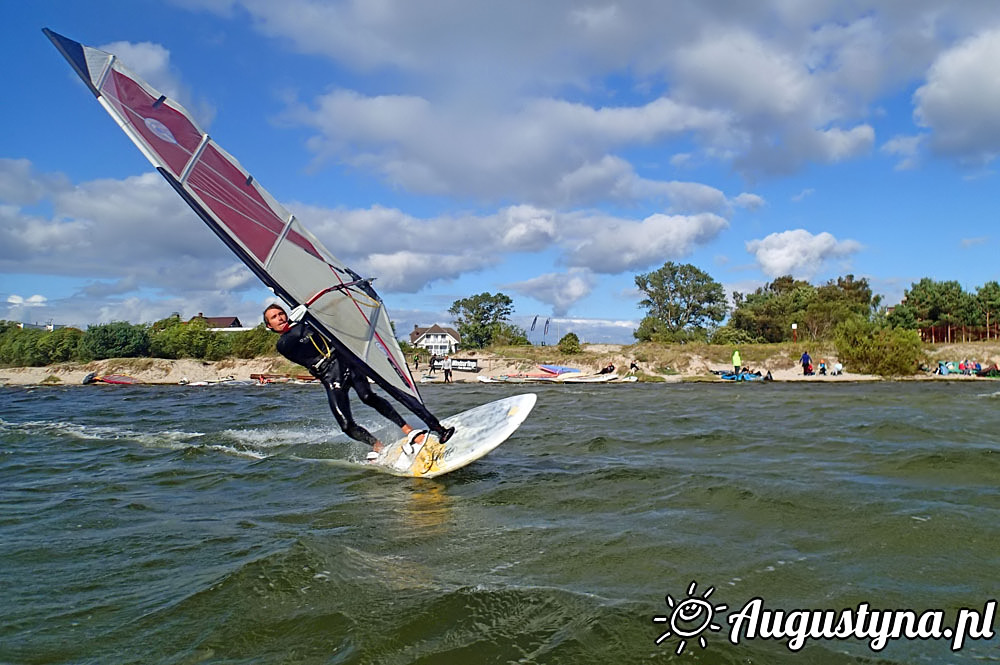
top-left (1, 351), bottom-right (996, 386)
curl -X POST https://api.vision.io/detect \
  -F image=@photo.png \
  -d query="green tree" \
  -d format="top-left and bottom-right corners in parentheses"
top-left (802, 274), bottom-right (881, 338)
top-left (150, 317), bottom-right (192, 358)
top-left (728, 274), bottom-right (880, 342)
top-left (79, 322), bottom-right (150, 360)
top-left (887, 304), bottom-right (918, 329)
top-left (449, 292), bottom-right (515, 349)
top-left (150, 317), bottom-right (230, 359)
top-left (0, 327), bottom-right (47, 366)
top-left (634, 262), bottom-right (726, 338)
top-left (36, 327), bottom-right (84, 363)
top-left (977, 281), bottom-right (1000, 336)
top-left (900, 278), bottom-right (965, 328)
top-left (633, 315), bottom-right (670, 343)
top-left (557, 332), bottom-right (581, 354)
top-left (491, 322), bottom-right (530, 346)
top-left (729, 275), bottom-right (815, 342)
top-left (150, 314), bottom-right (182, 334)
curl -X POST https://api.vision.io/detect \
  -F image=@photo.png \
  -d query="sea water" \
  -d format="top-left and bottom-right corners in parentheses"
top-left (2, 381), bottom-right (999, 664)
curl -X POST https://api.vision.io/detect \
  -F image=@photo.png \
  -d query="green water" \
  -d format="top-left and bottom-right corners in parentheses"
top-left (2, 381), bottom-right (999, 663)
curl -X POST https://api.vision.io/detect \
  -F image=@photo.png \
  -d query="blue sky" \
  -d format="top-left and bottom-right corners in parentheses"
top-left (2, 1), bottom-right (999, 344)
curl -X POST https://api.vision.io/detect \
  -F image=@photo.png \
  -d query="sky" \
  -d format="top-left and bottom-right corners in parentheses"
top-left (2, 1), bottom-right (999, 344)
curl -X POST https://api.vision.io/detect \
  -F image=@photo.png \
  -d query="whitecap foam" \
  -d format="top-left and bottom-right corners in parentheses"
top-left (203, 444), bottom-right (269, 460)
top-left (0, 417), bottom-right (205, 449)
top-left (219, 425), bottom-right (344, 449)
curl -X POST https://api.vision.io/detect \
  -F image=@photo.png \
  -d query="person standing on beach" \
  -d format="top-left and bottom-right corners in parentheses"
top-left (263, 304), bottom-right (454, 460)
top-left (732, 348), bottom-right (742, 375)
top-left (800, 350), bottom-right (812, 376)
top-left (442, 355), bottom-right (453, 383)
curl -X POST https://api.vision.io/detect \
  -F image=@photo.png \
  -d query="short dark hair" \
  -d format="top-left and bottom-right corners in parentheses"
top-left (263, 303), bottom-right (285, 324)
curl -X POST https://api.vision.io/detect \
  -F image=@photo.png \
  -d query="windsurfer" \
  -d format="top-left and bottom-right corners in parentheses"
top-left (264, 304), bottom-right (454, 458)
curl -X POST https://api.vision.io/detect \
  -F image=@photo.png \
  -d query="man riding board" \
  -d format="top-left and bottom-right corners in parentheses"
top-left (264, 303), bottom-right (455, 461)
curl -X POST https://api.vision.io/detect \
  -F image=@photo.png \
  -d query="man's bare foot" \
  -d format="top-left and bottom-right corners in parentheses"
top-left (401, 425), bottom-right (427, 446)
top-left (372, 440), bottom-right (384, 454)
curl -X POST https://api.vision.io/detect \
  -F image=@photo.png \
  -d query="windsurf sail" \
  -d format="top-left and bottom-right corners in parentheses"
top-left (538, 364), bottom-right (580, 375)
top-left (45, 29), bottom-right (423, 407)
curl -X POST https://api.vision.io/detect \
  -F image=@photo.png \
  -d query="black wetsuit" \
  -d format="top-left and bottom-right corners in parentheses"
top-left (276, 322), bottom-right (446, 446)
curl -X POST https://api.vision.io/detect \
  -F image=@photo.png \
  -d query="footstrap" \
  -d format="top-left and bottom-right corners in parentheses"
top-left (402, 429), bottom-right (428, 455)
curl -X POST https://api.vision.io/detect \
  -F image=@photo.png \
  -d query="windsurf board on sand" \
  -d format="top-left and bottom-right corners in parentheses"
top-left (372, 393), bottom-right (536, 478)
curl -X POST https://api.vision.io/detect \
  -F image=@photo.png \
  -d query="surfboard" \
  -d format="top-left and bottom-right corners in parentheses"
top-left (372, 393), bottom-right (536, 478)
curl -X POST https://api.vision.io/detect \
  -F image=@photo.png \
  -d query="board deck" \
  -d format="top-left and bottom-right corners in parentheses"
top-left (373, 393), bottom-right (536, 478)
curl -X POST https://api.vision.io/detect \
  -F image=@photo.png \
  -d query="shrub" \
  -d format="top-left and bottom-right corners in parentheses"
top-left (557, 332), bottom-right (582, 354)
top-left (36, 327), bottom-right (84, 363)
top-left (710, 325), bottom-right (763, 345)
top-left (79, 322), bottom-right (151, 360)
top-left (834, 317), bottom-right (924, 376)
top-left (0, 327), bottom-right (47, 366)
top-left (150, 317), bottom-right (230, 359)
top-left (230, 325), bottom-right (278, 359)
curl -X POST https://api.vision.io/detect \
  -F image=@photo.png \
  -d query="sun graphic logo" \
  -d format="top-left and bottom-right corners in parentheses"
top-left (653, 580), bottom-right (728, 655)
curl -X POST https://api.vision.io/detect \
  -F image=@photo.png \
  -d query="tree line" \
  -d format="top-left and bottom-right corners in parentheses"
top-left (630, 262), bottom-right (1000, 375)
top-left (5, 269), bottom-right (997, 372)
top-left (629, 262), bottom-right (999, 344)
top-left (0, 316), bottom-right (277, 367)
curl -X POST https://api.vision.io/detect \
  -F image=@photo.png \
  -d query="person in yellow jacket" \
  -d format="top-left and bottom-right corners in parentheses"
top-left (732, 348), bottom-right (742, 375)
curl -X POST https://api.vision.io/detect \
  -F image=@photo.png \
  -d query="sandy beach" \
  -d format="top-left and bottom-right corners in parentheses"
top-left (3, 343), bottom-right (996, 386)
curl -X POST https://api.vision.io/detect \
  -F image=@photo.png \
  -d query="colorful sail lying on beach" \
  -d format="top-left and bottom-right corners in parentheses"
top-left (44, 29), bottom-right (423, 406)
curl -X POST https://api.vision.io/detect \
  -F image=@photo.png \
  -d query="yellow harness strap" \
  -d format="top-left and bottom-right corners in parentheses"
top-left (310, 332), bottom-right (332, 359)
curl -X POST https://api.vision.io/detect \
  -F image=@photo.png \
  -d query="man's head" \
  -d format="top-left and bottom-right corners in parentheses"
top-left (263, 304), bottom-right (290, 333)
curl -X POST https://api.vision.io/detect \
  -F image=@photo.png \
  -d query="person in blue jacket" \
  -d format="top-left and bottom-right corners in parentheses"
top-left (800, 350), bottom-right (812, 376)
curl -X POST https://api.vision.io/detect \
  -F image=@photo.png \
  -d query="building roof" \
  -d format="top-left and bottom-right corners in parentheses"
top-left (189, 313), bottom-right (243, 328)
top-left (410, 324), bottom-right (461, 343)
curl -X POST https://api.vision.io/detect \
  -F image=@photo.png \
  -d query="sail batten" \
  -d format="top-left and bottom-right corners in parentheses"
top-left (180, 134), bottom-right (211, 183)
top-left (45, 28), bottom-right (423, 403)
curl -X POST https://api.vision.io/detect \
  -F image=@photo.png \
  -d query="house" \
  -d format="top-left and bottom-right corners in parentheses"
top-left (17, 322), bottom-right (65, 331)
top-left (410, 324), bottom-right (461, 355)
top-left (187, 313), bottom-right (254, 332)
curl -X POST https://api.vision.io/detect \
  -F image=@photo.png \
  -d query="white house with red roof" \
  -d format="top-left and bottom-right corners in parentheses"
top-left (409, 324), bottom-right (461, 355)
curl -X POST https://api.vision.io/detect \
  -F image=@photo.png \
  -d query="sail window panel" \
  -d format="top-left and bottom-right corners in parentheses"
top-left (268, 232), bottom-right (417, 397)
top-left (101, 68), bottom-right (203, 178)
top-left (266, 238), bottom-right (370, 347)
top-left (186, 143), bottom-right (288, 263)
top-left (83, 48), bottom-right (113, 88)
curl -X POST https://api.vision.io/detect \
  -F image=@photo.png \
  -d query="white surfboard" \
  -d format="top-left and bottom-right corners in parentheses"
top-left (372, 393), bottom-right (536, 478)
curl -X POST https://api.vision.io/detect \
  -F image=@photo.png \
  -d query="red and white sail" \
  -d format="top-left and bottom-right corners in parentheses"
top-left (45, 29), bottom-right (422, 403)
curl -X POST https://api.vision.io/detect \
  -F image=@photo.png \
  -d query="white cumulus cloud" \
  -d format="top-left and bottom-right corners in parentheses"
top-left (7, 294), bottom-right (48, 307)
top-left (914, 28), bottom-right (1000, 166)
top-left (746, 229), bottom-right (862, 279)
top-left (506, 269), bottom-right (596, 316)
top-left (566, 212), bottom-right (729, 274)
